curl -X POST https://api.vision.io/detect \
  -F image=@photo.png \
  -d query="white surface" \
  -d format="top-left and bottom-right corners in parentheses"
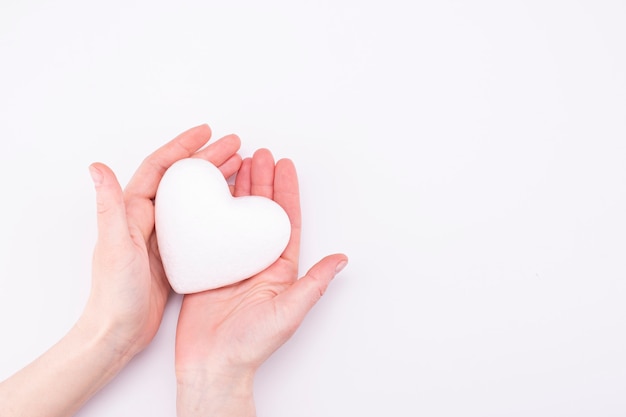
top-left (155, 158), bottom-right (291, 293)
top-left (1, 1), bottom-right (625, 416)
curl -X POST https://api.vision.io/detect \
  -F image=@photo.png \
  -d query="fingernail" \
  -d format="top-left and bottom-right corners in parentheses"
top-left (89, 165), bottom-right (103, 186)
top-left (335, 260), bottom-right (348, 274)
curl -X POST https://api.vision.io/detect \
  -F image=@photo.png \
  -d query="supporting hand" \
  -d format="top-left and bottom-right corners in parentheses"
top-left (175, 149), bottom-right (348, 416)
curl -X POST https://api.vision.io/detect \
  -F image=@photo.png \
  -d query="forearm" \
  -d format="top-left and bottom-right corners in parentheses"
top-left (176, 369), bottom-right (256, 417)
top-left (0, 316), bottom-right (133, 417)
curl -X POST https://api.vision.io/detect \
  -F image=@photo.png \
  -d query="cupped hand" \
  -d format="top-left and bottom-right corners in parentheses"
top-left (79, 125), bottom-right (243, 359)
top-left (175, 149), bottom-right (348, 381)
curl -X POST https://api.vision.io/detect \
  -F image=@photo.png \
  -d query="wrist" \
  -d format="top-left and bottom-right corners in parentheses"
top-left (74, 311), bottom-right (138, 366)
top-left (176, 368), bottom-right (255, 417)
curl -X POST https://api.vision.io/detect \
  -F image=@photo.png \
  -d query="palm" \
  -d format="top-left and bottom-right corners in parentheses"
top-left (179, 259), bottom-right (298, 367)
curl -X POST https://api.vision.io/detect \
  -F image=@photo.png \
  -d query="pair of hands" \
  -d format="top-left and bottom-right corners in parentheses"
top-left (81, 124), bottom-right (347, 413)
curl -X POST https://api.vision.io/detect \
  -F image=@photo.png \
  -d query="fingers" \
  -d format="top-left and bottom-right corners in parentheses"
top-left (125, 124), bottom-right (213, 200)
top-left (273, 158), bottom-right (302, 268)
top-left (235, 154), bottom-right (301, 268)
top-left (89, 163), bottom-right (129, 246)
top-left (217, 154), bottom-right (243, 179)
top-left (273, 254), bottom-right (348, 328)
top-left (123, 125), bottom-right (242, 243)
top-left (250, 149), bottom-right (275, 198)
top-left (234, 158), bottom-right (252, 197)
top-left (192, 134), bottom-right (241, 166)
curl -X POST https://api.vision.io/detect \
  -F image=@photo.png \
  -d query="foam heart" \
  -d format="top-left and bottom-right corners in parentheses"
top-left (155, 158), bottom-right (291, 294)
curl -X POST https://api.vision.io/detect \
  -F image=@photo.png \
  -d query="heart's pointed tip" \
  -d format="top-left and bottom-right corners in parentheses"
top-left (169, 276), bottom-right (249, 294)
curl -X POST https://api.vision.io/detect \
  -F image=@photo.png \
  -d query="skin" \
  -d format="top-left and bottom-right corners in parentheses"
top-left (0, 125), bottom-right (348, 417)
top-left (0, 125), bottom-right (243, 417)
top-left (175, 149), bottom-right (348, 416)
top-left (83, 124), bottom-right (243, 358)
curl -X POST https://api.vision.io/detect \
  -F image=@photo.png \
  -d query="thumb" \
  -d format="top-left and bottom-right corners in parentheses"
top-left (274, 254), bottom-right (348, 327)
top-left (89, 163), bottom-right (130, 245)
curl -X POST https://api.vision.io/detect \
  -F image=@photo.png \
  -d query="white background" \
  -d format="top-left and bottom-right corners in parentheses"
top-left (1, 1), bottom-right (625, 416)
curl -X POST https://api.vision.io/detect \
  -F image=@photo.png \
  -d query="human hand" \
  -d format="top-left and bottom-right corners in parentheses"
top-left (0, 125), bottom-right (244, 417)
top-left (174, 149), bottom-right (348, 416)
top-left (79, 124), bottom-right (243, 359)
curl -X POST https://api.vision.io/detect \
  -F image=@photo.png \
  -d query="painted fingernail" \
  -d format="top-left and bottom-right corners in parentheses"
top-left (89, 165), bottom-right (103, 186)
top-left (335, 260), bottom-right (348, 274)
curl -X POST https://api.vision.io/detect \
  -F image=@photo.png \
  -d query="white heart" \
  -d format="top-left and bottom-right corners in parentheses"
top-left (155, 158), bottom-right (291, 294)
